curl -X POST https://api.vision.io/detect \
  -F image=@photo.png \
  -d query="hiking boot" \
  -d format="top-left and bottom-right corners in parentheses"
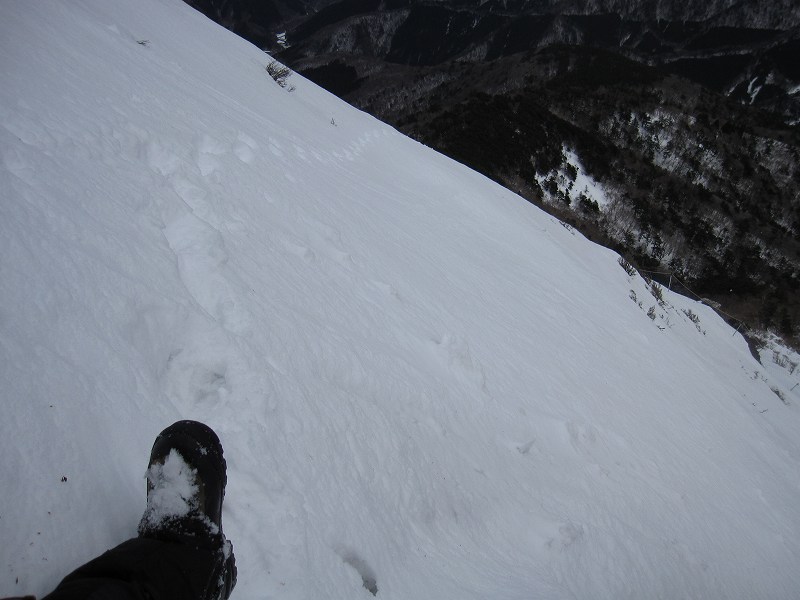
top-left (137, 420), bottom-right (236, 599)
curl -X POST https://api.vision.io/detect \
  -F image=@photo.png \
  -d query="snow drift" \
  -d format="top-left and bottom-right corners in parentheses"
top-left (1, 0), bottom-right (799, 598)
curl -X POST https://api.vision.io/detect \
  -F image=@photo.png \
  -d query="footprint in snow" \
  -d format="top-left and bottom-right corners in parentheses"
top-left (145, 138), bottom-right (182, 176)
top-left (163, 212), bottom-right (253, 336)
top-left (368, 279), bottom-right (402, 301)
top-left (172, 177), bottom-right (211, 217)
top-left (196, 134), bottom-right (228, 177)
top-left (432, 333), bottom-right (489, 392)
top-left (233, 132), bottom-right (258, 164)
top-left (546, 522), bottom-right (585, 552)
top-left (164, 351), bottom-right (230, 409)
top-left (281, 238), bottom-right (316, 263)
top-left (336, 548), bottom-right (378, 596)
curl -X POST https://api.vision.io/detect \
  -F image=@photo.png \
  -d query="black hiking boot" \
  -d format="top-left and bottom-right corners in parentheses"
top-left (138, 420), bottom-right (237, 600)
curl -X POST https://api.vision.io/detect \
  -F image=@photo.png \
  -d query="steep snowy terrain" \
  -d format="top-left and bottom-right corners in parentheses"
top-left (1, 1), bottom-right (799, 598)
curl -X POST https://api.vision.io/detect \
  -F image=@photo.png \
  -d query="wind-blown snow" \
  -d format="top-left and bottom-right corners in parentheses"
top-left (1, 1), bottom-right (799, 599)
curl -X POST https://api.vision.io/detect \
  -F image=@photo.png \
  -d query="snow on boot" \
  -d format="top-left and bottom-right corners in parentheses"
top-left (138, 420), bottom-right (236, 600)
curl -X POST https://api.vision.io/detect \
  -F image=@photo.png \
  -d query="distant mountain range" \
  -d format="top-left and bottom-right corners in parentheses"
top-left (185, 0), bottom-right (800, 345)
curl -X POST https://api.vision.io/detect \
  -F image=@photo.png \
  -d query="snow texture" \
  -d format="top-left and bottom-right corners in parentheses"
top-left (1, 1), bottom-right (800, 599)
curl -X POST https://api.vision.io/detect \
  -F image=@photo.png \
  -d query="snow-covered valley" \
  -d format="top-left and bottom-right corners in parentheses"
top-left (1, 1), bottom-right (799, 598)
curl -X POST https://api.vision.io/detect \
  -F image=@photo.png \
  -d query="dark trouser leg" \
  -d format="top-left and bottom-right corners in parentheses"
top-left (41, 535), bottom-right (232, 600)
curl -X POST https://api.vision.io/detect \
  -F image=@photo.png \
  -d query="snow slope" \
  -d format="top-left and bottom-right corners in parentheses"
top-left (2, 1), bottom-right (799, 598)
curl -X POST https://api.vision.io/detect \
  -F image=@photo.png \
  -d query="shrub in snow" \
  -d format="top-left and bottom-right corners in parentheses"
top-left (565, 162), bottom-right (578, 181)
top-left (618, 256), bottom-right (637, 277)
top-left (649, 281), bottom-right (664, 305)
top-left (578, 193), bottom-right (599, 213)
top-left (683, 309), bottom-right (700, 325)
top-left (266, 60), bottom-right (292, 89)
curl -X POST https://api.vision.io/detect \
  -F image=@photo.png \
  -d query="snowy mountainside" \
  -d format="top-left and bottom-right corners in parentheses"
top-left (1, 1), bottom-right (800, 599)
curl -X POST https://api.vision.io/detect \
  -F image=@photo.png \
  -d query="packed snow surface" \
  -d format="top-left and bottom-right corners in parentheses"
top-left (2, 1), bottom-right (800, 598)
